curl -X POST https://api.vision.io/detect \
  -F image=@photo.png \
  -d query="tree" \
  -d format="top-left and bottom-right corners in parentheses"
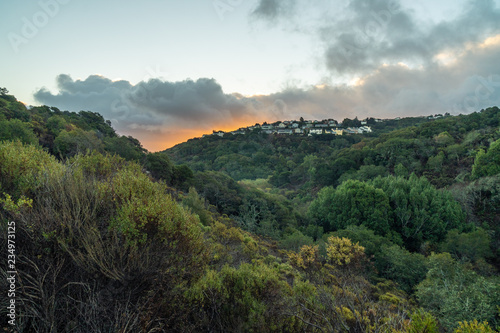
top-left (104, 136), bottom-right (145, 161)
top-left (440, 228), bottom-right (493, 263)
top-left (280, 230), bottom-right (313, 251)
top-left (144, 152), bottom-right (174, 182)
top-left (0, 119), bottom-right (38, 145)
top-left (416, 253), bottom-right (500, 331)
top-left (471, 139), bottom-right (500, 179)
top-left (309, 180), bottom-right (391, 235)
top-left (342, 117), bottom-right (361, 127)
top-left (370, 174), bottom-right (467, 251)
top-left (172, 164), bottom-right (194, 187)
top-left (375, 244), bottom-right (427, 293)
top-left (54, 128), bottom-right (103, 157)
top-left (182, 187), bottom-right (212, 225)
top-left (0, 87), bottom-right (9, 95)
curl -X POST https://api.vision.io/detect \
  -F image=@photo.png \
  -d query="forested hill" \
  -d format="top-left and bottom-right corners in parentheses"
top-left (1, 88), bottom-right (500, 332)
top-left (167, 107), bottom-right (499, 189)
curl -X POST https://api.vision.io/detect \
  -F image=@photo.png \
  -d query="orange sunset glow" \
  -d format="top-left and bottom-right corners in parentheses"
top-left (138, 118), bottom-right (270, 152)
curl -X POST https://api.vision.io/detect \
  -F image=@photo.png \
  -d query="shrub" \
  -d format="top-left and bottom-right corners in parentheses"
top-left (0, 141), bottom-right (62, 198)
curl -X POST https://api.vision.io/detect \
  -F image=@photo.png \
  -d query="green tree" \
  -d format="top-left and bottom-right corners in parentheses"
top-left (375, 244), bottom-right (427, 293)
top-left (172, 164), bottom-right (194, 187)
top-left (334, 225), bottom-right (396, 258)
top-left (104, 136), bottom-right (145, 161)
top-left (416, 253), bottom-right (500, 331)
top-left (0, 119), bottom-right (38, 144)
top-left (54, 128), bottom-right (103, 157)
top-left (280, 230), bottom-right (313, 251)
top-left (440, 228), bottom-right (493, 263)
top-left (46, 115), bottom-right (68, 136)
top-left (472, 139), bottom-right (500, 179)
top-left (182, 187), bottom-right (212, 225)
top-left (309, 180), bottom-right (391, 235)
top-left (370, 174), bottom-right (467, 251)
top-left (144, 152), bottom-right (174, 182)
top-left (191, 171), bottom-right (242, 215)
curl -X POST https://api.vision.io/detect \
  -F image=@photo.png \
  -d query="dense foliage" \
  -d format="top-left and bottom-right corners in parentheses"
top-left (1, 90), bottom-right (499, 332)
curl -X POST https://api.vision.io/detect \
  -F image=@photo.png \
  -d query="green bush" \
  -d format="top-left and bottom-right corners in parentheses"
top-left (472, 139), bottom-right (500, 179)
top-left (416, 253), bottom-right (499, 330)
top-left (441, 228), bottom-right (493, 263)
top-left (0, 119), bottom-right (38, 144)
top-left (187, 263), bottom-right (292, 331)
top-left (0, 141), bottom-right (62, 198)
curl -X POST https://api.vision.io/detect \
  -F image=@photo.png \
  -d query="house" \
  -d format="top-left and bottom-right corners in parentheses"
top-left (291, 123), bottom-right (300, 128)
top-left (361, 120), bottom-right (367, 125)
top-left (231, 130), bottom-right (245, 135)
top-left (333, 129), bottom-right (344, 135)
top-left (326, 129), bottom-right (343, 135)
top-left (261, 124), bottom-right (274, 130)
top-left (344, 128), bottom-right (358, 134)
top-left (263, 129), bottom-right (274, 134)
top-left (309, 129), bottom-right (323, 135)
top-left (278, 122), bottom-right (288, 128)
top-left (213, 131), bottom-right (225, 137)
top-left (315, 123), bottom-right (328, 128)
top-left (294, 128), bottom-right (304, 134)
top-left (277, 129), bottom-right (293, 135)
top-left (358, 126), bottom-right (372, 133)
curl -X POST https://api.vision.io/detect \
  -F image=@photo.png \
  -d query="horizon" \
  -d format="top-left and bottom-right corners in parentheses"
top-left (2, 0), bottom-right (500, 151)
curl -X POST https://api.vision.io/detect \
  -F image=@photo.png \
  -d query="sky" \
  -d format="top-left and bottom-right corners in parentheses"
top-left (1, 0), bottom-right (500, 151)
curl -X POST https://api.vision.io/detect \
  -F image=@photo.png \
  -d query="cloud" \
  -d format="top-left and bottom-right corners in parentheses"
top-left (251, 0), bottom-right (297, 22)
top-left (125, 78), bottom-right (250, 121)
top-left (34, 75), bottom-right (282, 151)
top-left (33, 28), bottom-right (500, 151)
top-left (251, 34), bottom-right (500, 120)
top-left (251, 0), bottom-right (500, 76)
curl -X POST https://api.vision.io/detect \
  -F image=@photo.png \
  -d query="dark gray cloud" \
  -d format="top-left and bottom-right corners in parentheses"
top-left (324, 0), bottom-right (500, 75)
top-left (252, 0), bottom-right (500, 75)
top-left (34, 75), bottom-right (264, 131)
top-left (34, 74), bottom-right (280, 149)
top-left (125, 78), bottom-right (250, 120)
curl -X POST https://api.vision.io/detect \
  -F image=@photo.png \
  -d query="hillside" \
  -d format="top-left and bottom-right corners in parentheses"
top-left (1, 89), bottom-right (499, 332)
top-left (166, 109), bottom-right (498, 189)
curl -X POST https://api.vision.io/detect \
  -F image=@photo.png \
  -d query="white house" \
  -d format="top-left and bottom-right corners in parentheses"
top-left (309, 129), bottom-right (323, 135)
